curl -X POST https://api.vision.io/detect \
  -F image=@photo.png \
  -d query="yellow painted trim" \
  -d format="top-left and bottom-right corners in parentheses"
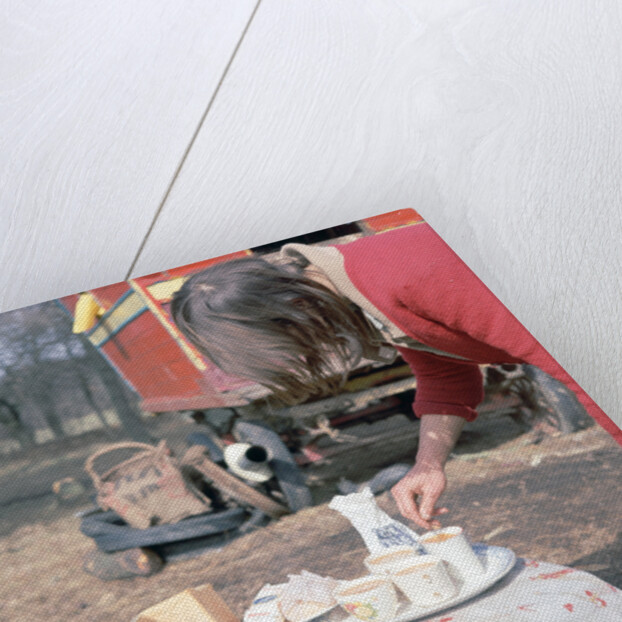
top-left (147, 276), bottom-right (187, 301)
top-left (72, 292), bottom-right (105, 334)
top-left (89, 292), bottom-right (146, 345)
top-left (129, 279), bottom-right (208, 372)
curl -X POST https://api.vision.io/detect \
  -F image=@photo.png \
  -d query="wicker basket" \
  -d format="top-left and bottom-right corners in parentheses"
top-left (85, 441), bottom-right (211, 529)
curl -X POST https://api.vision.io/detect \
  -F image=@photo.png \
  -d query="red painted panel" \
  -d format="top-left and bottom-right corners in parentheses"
top-left (62, 219), bottom-right (430, 411)
top-left (164, 250), bottom-right (250, 279)
top-left (162, 361), bottom-right (206, 389)
top-left (58, 294), bottom-right (80, 315)
top-left (91, 281), bottom-right (131, 310)
top-left (131, 368), bottom-right (198, 399)
top-left (363, 209), bottom-right (424, 232)
top-left (98, 309), bottom-right (230, 411)
top-left (101, 314), bottom-right (201, 397)
top-left (117, 345), bottom-right (193, 382)
top-left (141, 393), bottom-right (229, 412)
top-left (59, 284), bottom-right (131, 320)
top-left (133, 250), bottom-right (250, 290)
top-left (115, 328), bottom-right (178, 358)
top-left (104, 310), bottom-right (163, 348)
top-left (103, 341), bottom-right (201, 400)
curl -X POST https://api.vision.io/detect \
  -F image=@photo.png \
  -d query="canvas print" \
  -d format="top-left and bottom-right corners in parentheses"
top-left (1, 209), bottom-right (620, 621)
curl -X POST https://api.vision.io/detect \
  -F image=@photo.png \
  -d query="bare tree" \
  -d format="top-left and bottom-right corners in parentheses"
top-left (0, 301), bottom-right (152, 448)
top-left (0, 397), bottom-right (35, 448)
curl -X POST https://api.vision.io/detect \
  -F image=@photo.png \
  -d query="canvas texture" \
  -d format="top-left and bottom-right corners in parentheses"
top-left (2, 208), bottom-right (620, 621)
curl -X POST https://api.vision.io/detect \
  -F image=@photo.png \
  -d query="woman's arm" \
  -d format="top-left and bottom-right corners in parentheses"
top-left (391, 414), bottom-right (466, 530)
top-left (389, 349), bottom-right (482, 529)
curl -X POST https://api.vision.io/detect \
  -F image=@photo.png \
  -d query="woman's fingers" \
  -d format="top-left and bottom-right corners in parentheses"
top-left (418, 486), bottom-right (443, 521)
top-left (391, 467), bottom-right (450, 531)
top-left (417, 492), bottom-right (448, 530)
top-left (391, 482), bottom-right (439, 530)
top-left (424, 508), bottom-right (448, 529)
top-left (392, 483), bottom-right (428, 529)
top-left (395, 491), bottom-right (426, 528)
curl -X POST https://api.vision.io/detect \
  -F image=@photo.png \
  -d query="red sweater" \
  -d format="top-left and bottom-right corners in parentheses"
top-left (336, 224), bottom-right (621, 445)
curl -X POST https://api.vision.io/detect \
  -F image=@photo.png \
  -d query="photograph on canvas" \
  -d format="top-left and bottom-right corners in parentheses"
top-left (1, 210), bottom-right (620, 621)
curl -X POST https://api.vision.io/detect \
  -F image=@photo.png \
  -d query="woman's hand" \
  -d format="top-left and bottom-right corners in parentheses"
top-left (391, 413), bottom-right (466, 530)
top-left (391, 462), bottom-right (448, 530)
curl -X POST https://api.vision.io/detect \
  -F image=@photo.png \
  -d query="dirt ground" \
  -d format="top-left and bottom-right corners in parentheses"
top-left (1, 413), bottom-right (621, 622)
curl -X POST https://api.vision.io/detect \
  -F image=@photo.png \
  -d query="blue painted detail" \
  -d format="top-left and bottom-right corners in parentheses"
top-left (54, 298), bottom-right (72, 315)
top-left (95, 345), bottom-right (138, 395)
top-left (96, 306), bottom-right (148, 346)
top-left (85, 289), bottom-right (135, 337)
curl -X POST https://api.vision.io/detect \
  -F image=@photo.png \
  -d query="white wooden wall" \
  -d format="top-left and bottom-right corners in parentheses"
top-left (1, 1), bottom-right (620, 428)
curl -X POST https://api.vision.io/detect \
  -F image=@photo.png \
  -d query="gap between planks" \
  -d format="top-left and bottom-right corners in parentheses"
top-left (124, 0), bottom-right (264, 281)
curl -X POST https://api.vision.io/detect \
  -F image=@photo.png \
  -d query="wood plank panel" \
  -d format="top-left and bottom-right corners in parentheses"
top-left (0, 0), bottom-right (257, 312)
top-left (134, 0), bottom-right (622, 427)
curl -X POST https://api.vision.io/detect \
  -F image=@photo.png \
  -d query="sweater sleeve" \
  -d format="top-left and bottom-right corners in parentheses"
top-left (339, 224), bottom-right (620, 443)
top-left (485, 325), bottom-right (622, 444)
top-left (397, 254), bottom-right (622, 443)
top-left (395, 346), bottom-right (484, 422)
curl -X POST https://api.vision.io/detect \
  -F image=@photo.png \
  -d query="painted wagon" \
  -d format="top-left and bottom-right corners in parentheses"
top-left (63, 210), bottom-right (589, 572)
top-left (60, 209), bottom-right (585, 449)
top-left (60, 212), bottom-right (426, 445)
